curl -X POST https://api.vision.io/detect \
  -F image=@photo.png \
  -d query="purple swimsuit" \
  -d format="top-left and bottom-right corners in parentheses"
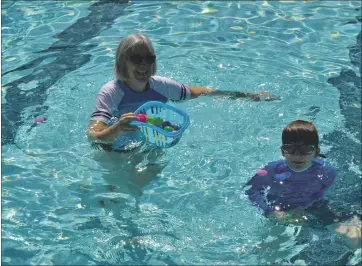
top-left (246, 159), bottom-right (336, 214)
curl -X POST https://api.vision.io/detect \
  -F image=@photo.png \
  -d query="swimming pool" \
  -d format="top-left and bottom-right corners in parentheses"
top-left (1, 1), bottom-right (361, 265)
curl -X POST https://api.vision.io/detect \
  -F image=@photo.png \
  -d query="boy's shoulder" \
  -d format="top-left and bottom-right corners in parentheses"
top-left (312, 158), bottom-right (337, 176)
top-left (251, 160), bottom-right (288, 177)
top-left (262, 159), bottom-right (334, 171)
top-left (312, 158), bottom-right (336, 171)
top-left (265, 159), bottom-right (287, 170)
top-left (313, 158), bottom-right (325, 165)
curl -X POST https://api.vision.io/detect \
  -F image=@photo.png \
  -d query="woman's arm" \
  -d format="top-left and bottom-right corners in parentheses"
top-left (189, 86), bottom-right (280, 101)
top-left (87, 120), bottom-right (121, 143)
top-left (87, 113), bottom-right (139, 143)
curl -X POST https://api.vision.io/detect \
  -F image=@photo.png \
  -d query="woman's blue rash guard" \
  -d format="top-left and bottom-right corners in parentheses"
top-left (246, 159), bottom-right (337, 214)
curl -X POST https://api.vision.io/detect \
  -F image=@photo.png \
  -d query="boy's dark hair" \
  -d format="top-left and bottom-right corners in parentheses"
top-left (282, 120), bottom-right (319, 146)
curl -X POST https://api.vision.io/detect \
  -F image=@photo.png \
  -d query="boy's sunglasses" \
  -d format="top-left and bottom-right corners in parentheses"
top-left (128, 54), bottom-right (156, 65)
top-left (281, 144), bottom-right (316, 155)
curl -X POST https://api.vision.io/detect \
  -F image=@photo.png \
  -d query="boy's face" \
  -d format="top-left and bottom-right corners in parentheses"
top-left (281, 143), bottom-right (318, 171)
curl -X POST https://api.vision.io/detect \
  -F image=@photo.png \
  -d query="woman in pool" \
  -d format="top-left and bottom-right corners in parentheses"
top-left (87, 33), bottom-right (279, 152)
top-left (246, 120), bottom-right (361, 249)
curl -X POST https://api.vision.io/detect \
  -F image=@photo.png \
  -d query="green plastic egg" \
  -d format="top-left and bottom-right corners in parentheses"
top-left (147, 116), bottom-right (156, 125)
top-left (163, 126), bottom-right (173, 132)
top-left (192, 77), bottom-right (201, 83)
top-left (154, 117), bottom-right (164, 126)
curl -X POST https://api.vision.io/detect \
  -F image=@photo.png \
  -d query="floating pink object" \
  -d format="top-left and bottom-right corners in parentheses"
top-left (256, 169), bottom-right (268, 176)
top-left (137, 114), bottom-right (147, 122)
top-left (34, 117), bottom-right (46, 124)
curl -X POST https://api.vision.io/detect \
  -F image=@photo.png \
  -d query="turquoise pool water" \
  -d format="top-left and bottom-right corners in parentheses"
top-left (1, 1), bottom-right (361, 265)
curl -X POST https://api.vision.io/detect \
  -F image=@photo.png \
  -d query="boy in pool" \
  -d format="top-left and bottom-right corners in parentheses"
top-left (246, 120), bottom-right (361, 249)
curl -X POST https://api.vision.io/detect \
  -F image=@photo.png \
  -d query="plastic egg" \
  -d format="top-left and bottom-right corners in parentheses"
top-left (147, 116), bottom-right (156, 125)
top-left (173, 124), bottom-right (180, 130)
top-left (153, 117), bottom-right (164, 126)
top-left (162, 121), bottom-right (172, 128)
top-left (163, 126), bottom-right (173, 132)
top-left (34, 117), bottom-right (46, 124)
top-left (256, 169), bottom-right (268, 176)
top-left (137, 113), bottom-right (147, 122)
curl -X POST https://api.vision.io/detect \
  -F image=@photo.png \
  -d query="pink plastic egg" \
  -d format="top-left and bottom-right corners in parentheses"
top-left (34, 117), bottom-right (46, 124)
top-left (256, 169), bottom-right (268, 176)
top-left (137, 114), bottom-right (147, 122)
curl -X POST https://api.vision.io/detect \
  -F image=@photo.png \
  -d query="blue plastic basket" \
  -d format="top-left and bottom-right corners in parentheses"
top-left (129, 101), bottom-right (190, 148)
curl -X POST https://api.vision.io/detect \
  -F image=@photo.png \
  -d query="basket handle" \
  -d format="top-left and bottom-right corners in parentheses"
top-left (129, 121), bottom-right (143, 127)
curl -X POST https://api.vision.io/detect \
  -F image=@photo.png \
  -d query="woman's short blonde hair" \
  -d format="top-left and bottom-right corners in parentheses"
top-left (114, 34), bottom-right (157, 80)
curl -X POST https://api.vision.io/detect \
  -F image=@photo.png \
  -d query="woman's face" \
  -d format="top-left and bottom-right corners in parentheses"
top-left (126, 44), bottom-right (155, 83)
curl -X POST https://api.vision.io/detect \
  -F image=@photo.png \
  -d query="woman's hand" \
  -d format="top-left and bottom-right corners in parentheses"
top-left (250, 90), bottom-right (281, 101)
top-left (116, 112), bottom-right (140, 133)
top-left (87, 113), bottom-right (139, 143)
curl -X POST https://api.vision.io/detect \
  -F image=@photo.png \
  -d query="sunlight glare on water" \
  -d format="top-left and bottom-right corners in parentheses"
top-left (1, 1), bottom-right (361, 265)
